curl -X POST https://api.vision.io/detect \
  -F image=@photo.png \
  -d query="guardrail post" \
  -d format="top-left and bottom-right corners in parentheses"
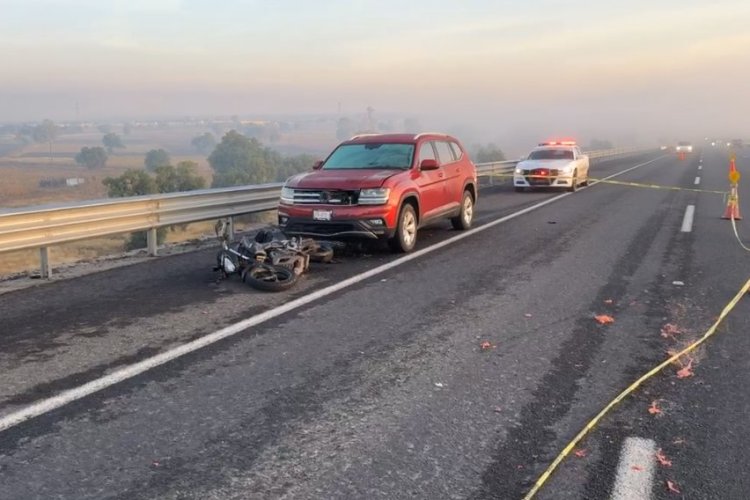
top-left (489, 164), bottom-right (495, 186)
top-left (147, 228), bottom-right (158, 256)
top-left (227, 216), bottom-right (235, 242)
top-left (40, 247), bottom-right (51, 279)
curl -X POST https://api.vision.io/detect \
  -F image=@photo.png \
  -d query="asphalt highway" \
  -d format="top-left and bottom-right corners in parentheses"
top-left (1, 148), bottom-right (749, 499)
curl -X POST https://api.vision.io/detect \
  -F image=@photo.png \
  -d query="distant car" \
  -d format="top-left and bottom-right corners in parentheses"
top-left (731, 139), bottom-right (744, 148)
top-left (278, 133), bottom-right (478, 253)
top-left (513, 141), bottom-right (590, 192)
top-left (675, 141), bottom-right (693, 153)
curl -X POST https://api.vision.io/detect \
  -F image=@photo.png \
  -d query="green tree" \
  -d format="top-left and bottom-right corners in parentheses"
top-left (102, 132), bottom-right (125, 153)
top-left (75, 146), bottom-right (108, 169)
top-left (102, 169), bottom-right (159, 251)
top-left (472, 143), bottom-right (506, 163)
top-left (32, 119), bottom-right (59, 143)
top-left (102, 169), bottom-right (157, 197)
top-left (208, 130), bottom-right (276, 187)
top-left (144, 148), bottom-right (171, 170)
top-left (190, 132), bottom-right (216, 154)
top-left (276, 154), bottom-right (318, 182)
top-left (153, 161), bottom-right (206, 193)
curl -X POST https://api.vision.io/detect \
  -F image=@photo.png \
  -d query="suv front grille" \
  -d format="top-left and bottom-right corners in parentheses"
top-left (292, 189), bottom-right (358, 205)
top-left (286, 222), bottom-right (358, 235)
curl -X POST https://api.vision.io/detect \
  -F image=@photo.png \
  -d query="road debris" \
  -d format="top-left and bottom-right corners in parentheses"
top-left (604, 299), bottom-right (614, 305)
top-left (676, 358), bottom-right (695, 379)
top-left (594, 314), bottom-right (615, 325)
top-left (660, 323), bottom-right (683, 340)
top-left (434, 382), bottom-right (444, 388)
top-left (656, 449), bottom-right (672, 467)
top-left (648, 400), bottom-right (663, 415)
top-left (573, 449), bottom-right (588, 458)
top-left (480, 341), bottom-right (495, 351)
top-left (666, 480), bottom-right (681, 494)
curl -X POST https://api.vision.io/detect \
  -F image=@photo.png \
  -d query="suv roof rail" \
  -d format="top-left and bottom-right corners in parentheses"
top-left (349, 133), bottom-right (381, 140)
top-left (414, 132), bottom-right (449, 140)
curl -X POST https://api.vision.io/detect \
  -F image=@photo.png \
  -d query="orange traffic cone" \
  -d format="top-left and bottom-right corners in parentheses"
top-left (722, 188), bottom-right (742, 220)
top-left (723, 155), bottom-right (742, 219)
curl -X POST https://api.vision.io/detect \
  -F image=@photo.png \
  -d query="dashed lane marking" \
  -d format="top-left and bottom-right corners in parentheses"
top-left (610, 437), bottom-right (657, 500)
top-left (681, 205), bottom-right (695, 233)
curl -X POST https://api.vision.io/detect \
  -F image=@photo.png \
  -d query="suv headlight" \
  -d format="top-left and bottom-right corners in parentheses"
top-left (280, 186), bottom-right (295, 204)
top-left (359, 188), bottom-right (390, 205)
top-left (515, 168), bottom-right (523, 174)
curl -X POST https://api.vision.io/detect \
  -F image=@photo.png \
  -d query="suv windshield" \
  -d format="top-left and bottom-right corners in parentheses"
top-left (528, 149), bottom-right (574, 160)
top-left (678, 141), bottom-right (691, 146)
top-left (323, 143), bottom-right (414, 170)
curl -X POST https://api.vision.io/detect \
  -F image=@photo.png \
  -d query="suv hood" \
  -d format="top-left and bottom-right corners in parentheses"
top-left (518, 159), bottom-right (575, 170)
top-left (285, 169), bottom-right (400, 190)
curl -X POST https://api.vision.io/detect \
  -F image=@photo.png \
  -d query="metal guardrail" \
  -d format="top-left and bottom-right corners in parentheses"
top-left (0, 184), bottom-right (283, 277)
top-left (0, 146), bottom-right (655, 277)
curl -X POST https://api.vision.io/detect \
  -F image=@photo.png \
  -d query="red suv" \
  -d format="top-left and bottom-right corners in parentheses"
top-left (278, 133), bottom-right (477, 252)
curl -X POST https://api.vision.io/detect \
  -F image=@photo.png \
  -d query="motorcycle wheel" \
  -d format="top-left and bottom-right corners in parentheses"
top-left (242, 263), bottom-right (298, 292)
top-left (308, 243), bottom-right (334, 263)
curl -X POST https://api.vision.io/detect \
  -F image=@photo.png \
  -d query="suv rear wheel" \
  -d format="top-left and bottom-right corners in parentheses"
top-left (389, 204), bottom-right (418, 253)
top-left (451, 190), bottom-right (474, 230)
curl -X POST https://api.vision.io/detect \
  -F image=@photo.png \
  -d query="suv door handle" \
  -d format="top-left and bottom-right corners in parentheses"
top-left (438, 172), bottom-right (444, 178)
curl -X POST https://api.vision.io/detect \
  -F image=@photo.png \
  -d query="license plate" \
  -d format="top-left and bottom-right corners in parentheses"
top-left (313, 210), bottom-right (332, 221)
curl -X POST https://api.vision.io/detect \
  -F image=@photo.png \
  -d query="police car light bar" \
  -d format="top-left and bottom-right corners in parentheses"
top-left (539, 140), bottom-right (577, 146)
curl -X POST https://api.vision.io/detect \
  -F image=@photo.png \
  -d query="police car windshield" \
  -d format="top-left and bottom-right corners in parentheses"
top-left (528, 149), bottom-right (574, 160)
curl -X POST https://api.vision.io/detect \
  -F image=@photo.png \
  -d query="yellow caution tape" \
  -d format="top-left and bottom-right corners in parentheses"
top-left (729, 192), bottom-right (750, 252)
top-left (588, 177), bottom-right (726, 195)
top-left (522, 277), bottom-right (750, 499)
top-left (489, 173), bottom-right (726, 195)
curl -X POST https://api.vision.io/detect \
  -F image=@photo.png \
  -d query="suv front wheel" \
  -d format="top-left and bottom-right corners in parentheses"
top-left (451, 190), bottom-right (474, 230)
top-left (390, 204), bottom-right (418, 253)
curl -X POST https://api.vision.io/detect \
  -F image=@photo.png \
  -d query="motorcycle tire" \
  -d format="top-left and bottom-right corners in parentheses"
top-left (308, 243), bottom-right (334, 263)
top-left (242, 263), bottom-right (298, 292)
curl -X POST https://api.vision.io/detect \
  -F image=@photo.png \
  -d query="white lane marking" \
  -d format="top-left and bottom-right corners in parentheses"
top-left (698, 165), bottom-right (702, 170)
top-left (681, 205), bottom-right (695, 233)
top-left (610, 437), bottom-right (657, 500)
top-left (0, 155), bottom-right (667, 433)
top-left (694, 177), bottom-right (701, 185)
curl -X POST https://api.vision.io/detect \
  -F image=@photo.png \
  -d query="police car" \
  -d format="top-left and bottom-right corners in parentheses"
top-left (513, 141), bottom-right (590, 192)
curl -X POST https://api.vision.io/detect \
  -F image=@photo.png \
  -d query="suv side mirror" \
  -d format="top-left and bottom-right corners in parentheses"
top-left (312, 160), bottom-right (323, 170)
top-left (420, 159), bottom-right (439, 171)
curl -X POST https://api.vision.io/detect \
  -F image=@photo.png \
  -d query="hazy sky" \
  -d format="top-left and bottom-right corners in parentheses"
top-left (2, 0), bottom-right (749, 143)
